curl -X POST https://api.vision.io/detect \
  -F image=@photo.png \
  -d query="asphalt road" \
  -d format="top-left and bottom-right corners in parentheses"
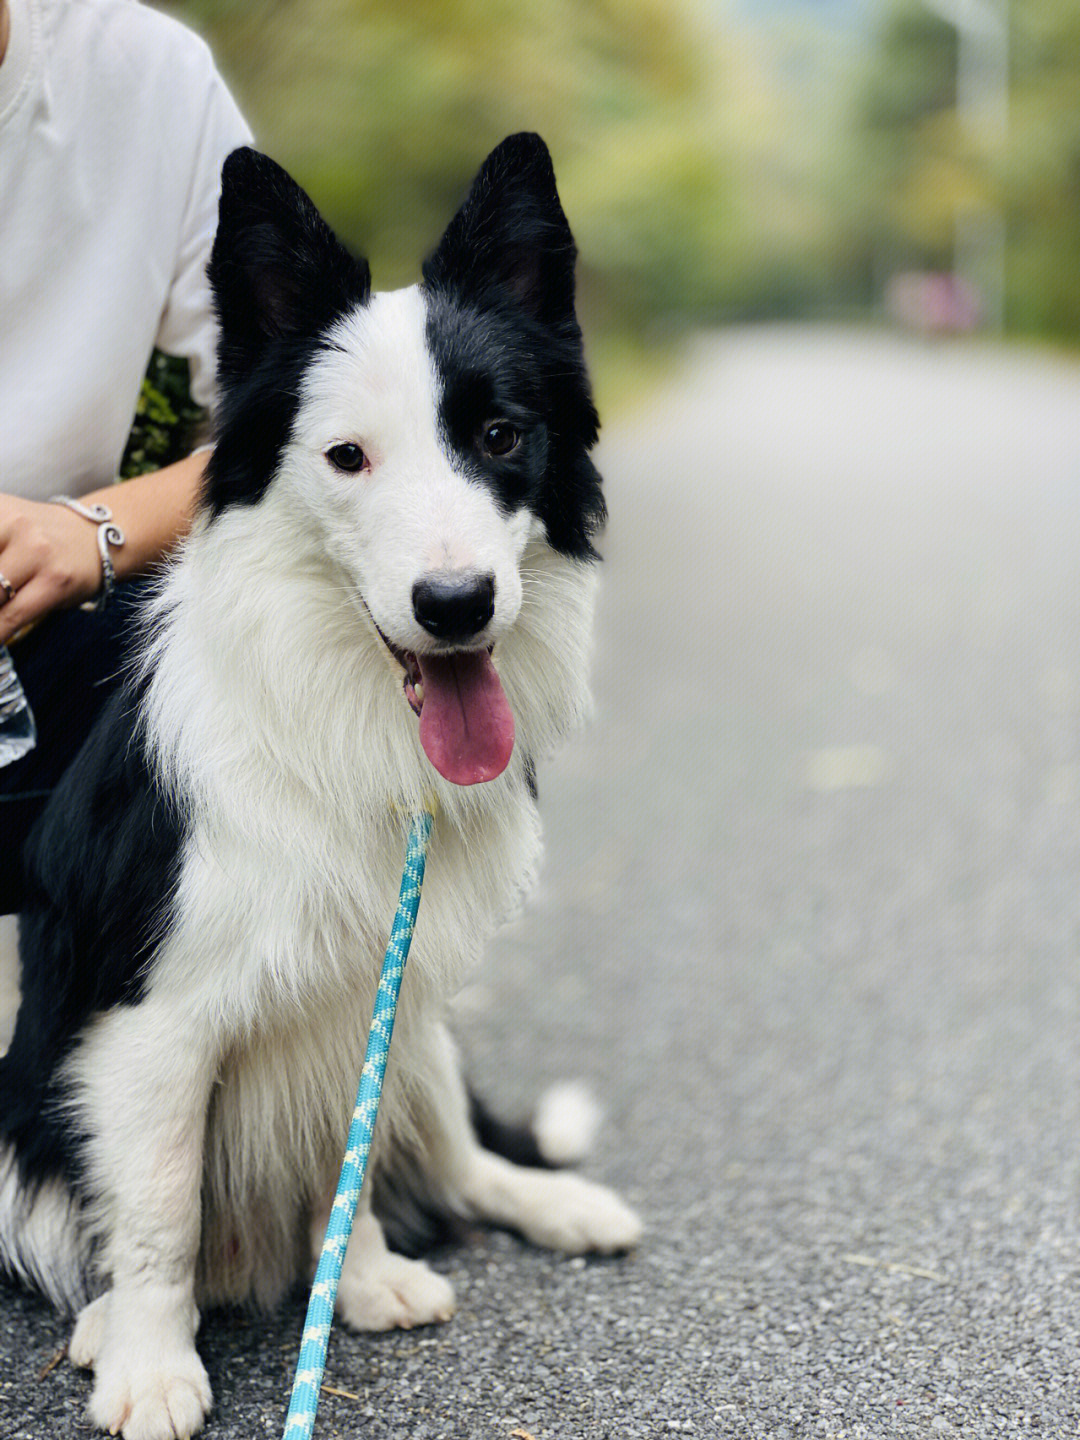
top-left (4, 326), bottom-right (1080, 1438)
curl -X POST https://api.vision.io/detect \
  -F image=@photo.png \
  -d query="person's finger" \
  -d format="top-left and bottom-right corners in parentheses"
top-left (0, 572), bottom-right (69, 646)
top-left (0, 505), bottom-right (101, 617)
top-left (0, 567), bottom-right (26, 612)
top-left (0, 534), bottom-right (40, 599)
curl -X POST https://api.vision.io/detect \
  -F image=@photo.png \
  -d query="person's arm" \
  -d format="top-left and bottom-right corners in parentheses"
top-left (0, 449), bottom-right (207, 645)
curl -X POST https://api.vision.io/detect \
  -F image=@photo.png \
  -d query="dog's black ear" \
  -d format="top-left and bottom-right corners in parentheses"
top-left (209, 148), bottom-right (371, 382)
top-left (423, 133), bottom-right (577, 327)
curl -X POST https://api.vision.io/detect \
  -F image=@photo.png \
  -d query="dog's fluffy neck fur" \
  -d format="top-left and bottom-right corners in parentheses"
top-left (115, 358), bottom-right (599, 1307)
top-left (139, 432), bottom-right (596, 1021)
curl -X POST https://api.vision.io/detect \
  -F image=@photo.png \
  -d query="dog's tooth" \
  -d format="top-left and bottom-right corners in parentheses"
top-left (414, 682), bottom-right (425, 704)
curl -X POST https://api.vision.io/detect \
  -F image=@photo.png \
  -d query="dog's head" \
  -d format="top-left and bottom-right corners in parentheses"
top-left (205, 135), bottom-right (603, 787)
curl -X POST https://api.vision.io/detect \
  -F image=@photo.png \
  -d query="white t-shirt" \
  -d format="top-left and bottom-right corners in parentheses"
top-left (0, 0), bottom-right (251, 502)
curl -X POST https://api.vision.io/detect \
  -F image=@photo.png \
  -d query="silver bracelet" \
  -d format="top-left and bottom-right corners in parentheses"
top-left (49, 495), bottom-right (126, 610)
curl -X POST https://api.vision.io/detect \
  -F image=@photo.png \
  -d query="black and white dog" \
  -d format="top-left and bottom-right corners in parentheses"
top-left (0, 135), bottom-right (640, 1440)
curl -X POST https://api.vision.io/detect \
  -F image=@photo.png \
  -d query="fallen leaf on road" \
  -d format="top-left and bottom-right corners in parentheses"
top-left (805, 745), bottom-right (890, 792)
top-left (321, 1383), bottom-right (363, 1402)
top-left (36, 1347), bottom-right (67, 1381)
top-left (843, 1252), bottom-right (947, 1284)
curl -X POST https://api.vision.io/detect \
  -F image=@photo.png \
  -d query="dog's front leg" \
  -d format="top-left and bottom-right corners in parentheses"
top-left (66, 996), bottom-right (219, 1440)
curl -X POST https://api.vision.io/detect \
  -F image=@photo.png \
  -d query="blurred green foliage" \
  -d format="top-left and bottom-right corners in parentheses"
top-left (1006, 0), bottom-right (1080, 339)
top-left (839, 4), bottom-right (974, 303)
top-left (145, 0), bottom-right (1079, 401)
top-left (834, 0), bottom-right (1080, 342)
top-left (120, 352), bottom-right (205, 479)
top-left (167, 0), bottom-right (736, 381)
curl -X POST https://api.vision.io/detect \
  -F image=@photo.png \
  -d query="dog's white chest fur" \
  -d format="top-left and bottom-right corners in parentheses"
top-left (108, 481), bottom-right (588, 1305)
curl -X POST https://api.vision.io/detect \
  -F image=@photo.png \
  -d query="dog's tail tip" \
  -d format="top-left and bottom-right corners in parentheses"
top-left (533, 1080), bottom-right (603, 1166)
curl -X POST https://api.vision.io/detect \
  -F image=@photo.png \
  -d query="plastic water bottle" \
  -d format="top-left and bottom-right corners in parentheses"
top-left (0, 645), bottom-right (35, 765)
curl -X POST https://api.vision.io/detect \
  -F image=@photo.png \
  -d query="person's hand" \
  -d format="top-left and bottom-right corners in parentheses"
top-left (0, 494), bottom-right (103, 644)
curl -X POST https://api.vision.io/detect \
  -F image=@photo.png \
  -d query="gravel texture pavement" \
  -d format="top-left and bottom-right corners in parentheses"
top-left (3, 326), bottom-right (1080, 1438)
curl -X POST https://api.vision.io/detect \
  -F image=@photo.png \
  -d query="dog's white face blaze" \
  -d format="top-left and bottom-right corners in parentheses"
top-left (285, 285), bottom-right (529, 655)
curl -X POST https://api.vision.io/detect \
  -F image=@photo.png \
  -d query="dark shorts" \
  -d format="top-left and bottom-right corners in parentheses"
top-left (0, 580), bottom-right (151, 914)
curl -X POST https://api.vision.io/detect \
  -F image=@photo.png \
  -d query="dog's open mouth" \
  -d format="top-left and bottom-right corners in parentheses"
top-left (374, 624), bottom-right (515, 787)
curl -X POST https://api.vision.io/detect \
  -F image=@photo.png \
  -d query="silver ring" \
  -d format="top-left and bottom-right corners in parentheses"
top-left (0, 573), bottom-right (14, 604)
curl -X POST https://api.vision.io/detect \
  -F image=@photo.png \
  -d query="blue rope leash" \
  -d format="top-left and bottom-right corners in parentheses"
top-left (283, 806), bottom-right (435, 1439)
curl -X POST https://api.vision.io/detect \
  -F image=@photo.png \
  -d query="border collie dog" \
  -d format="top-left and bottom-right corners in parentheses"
top-left (0, 135), bottom-right (640, 1440)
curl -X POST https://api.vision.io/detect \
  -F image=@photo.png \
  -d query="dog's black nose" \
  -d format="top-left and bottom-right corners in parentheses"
top-left (412, 573), bottom-right (496, 642)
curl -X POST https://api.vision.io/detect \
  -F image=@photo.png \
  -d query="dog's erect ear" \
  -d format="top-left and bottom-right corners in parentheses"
top-left (423, 133), bottom-right (577, 327)
top-left (209, 148), bottom-right (371, 382)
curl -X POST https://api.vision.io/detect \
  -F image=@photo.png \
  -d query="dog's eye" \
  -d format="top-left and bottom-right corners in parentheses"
top-left (326, 442), bottom-right (367, 473)
top-left (480, 421), bottom-right (520, 458)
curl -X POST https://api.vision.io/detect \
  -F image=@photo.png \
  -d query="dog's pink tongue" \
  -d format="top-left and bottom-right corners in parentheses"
top-left (416, 650), bottom-right (515, 785)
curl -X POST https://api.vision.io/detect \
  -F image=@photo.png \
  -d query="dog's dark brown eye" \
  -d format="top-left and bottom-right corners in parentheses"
top-left (326, 442), bottom-right (367, 473)
top-left (480, 421), bottom-right (520, 458)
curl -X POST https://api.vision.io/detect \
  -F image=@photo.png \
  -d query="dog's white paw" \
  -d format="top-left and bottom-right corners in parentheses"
top-left (466, 1151), bottom-right (643, 1254)
top-left (336, 1252), bottom-right (457, 1332)
top-left (531, 1174), bottom-right (643, 1254)
top-left (74, 1287), bottom-right (211, 1440)
top-left (87, 1356), bottom-right (211, 1440)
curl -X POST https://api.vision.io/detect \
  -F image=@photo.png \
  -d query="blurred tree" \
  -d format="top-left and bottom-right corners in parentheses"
top-left (845, 4), bottom-right (971, 291)
top-left (842, 0), bottom-right (1080, 345)
top-left (1006, 0), bottom-right (1080, 339)
top-left (152, 1), bottom-right (1080, 353)
top-left (717, 18), bottom-right (877, 320)
top-left (165, 0), bottom-right (740, 369)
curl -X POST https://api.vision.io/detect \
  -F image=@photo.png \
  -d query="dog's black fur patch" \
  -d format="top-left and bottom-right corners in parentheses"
top-left (204, 148), bottom-right (372, 518)
top-left (424, 133), bottom-right (605, 560)
top-left (0, 680), bottom-right (184, 1189)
